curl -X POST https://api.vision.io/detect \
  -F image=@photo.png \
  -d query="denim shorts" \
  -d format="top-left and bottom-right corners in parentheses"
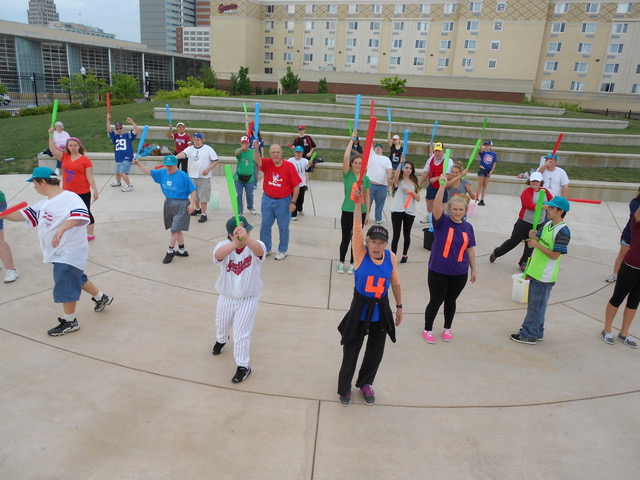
top-left (477, 168), bottom-right (490, 177)
top-left (425, 183), bottom-right (448, 202)
top-left (115, 160), bottom-right (132, 174)
top-left (52, 263), bottom-right (88, 303)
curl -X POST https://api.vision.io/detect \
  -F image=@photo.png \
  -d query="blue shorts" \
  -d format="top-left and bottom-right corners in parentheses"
top-left (52, 263), bottom-right (88, 304)
top-left (621, 238), bottom-right (630, 247)
top-left (477, 168), bottom-right (490, 177)
top-left (425, 184), bottom-right (449, 202)
top-left (115, 161), bottom-right (132, 174)
top-left (0, 200), bottom-right (5, 230)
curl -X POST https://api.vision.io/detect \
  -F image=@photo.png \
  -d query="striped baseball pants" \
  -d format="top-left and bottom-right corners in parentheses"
top-left (215, 294), bottom-right (260, 368)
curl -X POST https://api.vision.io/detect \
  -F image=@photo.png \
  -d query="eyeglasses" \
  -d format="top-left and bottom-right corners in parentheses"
top-left (115, 127), bottom-right (123, 130)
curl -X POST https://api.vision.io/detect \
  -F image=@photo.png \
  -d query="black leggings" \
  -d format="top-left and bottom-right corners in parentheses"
top-left (339, 210), bottom-right (366, 264)
top-left (390, 211), bottom-right (415, 256)
top-left (292, 185), bottom-right (307, 217)
top-left (337, 321), bottom-right (387, 396)
top-left (424, 269), bottom-right (468, 331)
top-left (77, 191), bottom-right (95, 225)
top-left (493, 218), bottom-right (533, 266)
top-left (609, 262), bottom-right (640, 310)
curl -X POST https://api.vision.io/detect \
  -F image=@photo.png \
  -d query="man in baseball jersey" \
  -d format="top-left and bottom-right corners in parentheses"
top-left (212, 216), bottom-right (266, 383)
top-left (106, 114), bottom-right (139, 192)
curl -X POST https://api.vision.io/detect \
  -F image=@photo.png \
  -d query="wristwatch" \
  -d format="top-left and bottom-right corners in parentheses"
top-left (396, 304), bottom-right (403, 309)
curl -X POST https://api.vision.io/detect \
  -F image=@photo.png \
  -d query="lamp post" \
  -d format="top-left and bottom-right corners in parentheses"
top-left (80, 66), bottom-right (87, 78)
top-left (30, 73), bottom-right (39, 107)
top-left (145, 71), bottom-right (150, 101)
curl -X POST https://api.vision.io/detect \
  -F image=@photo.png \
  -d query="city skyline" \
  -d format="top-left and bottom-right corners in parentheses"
top-left (2, 0), bottom-right (141, 43)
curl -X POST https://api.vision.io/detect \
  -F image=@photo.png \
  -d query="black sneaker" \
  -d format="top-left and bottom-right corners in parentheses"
top-left (48, 318), bottom-right (79, 336)
top-left (212, 341), bottom-right (226, 355)
top-left (190, 209), bottom-right (201, 217)
top-left (339, 391), bottom-right (351, 406)
top-left (232, 366), bottom-right (251, 383)
top-left (510, 333), bottom-right (537, 345)
top-left (163, 251), bottom-right (175, 264)
top-left (360, 384), bottom-right (375, 405)
top-left (198, 214), bottom-right (208, 223)
top-left (174, 250), bottom-right (189, 257)
top-left (400, 256), bottom-right (408, 264)
top-left (489, 251), bottom-right (497, 263)
top-left (93, 294), bottom-right (113, 312)
top-left (478, 199), bottom-right (485, 206)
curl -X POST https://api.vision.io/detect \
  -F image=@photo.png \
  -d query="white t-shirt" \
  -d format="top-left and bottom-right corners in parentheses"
top-left (21, 190), bottom-right (90, 270)
top-left (390, 179), bottom-right (418, 216)
top-left (184, 144), bottom-right (218, 179)
top-left (287, 157), bottom-right (308, 187)
top-left (538, 161), bottom-right (569, 197)
top-left (214, 240), bottom-right (266, 298)
top-left (367, 149), bottom-right (392, 184)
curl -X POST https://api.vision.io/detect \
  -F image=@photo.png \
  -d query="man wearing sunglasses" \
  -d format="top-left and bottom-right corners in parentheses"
top-left (106, 114), bottom-right (139, 192)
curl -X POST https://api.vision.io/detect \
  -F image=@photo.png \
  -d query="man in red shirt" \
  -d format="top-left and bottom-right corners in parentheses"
top-left (253, 142), bottom-right (301, 260)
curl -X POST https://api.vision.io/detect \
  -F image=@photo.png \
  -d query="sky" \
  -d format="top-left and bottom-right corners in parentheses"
top-left (2, 0), bottom-right (141, 43)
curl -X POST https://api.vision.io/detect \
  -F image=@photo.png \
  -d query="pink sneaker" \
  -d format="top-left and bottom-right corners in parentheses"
top-left (442, 329), bottom-right (453, 342)
top-left (422, 330), bottom-right (435, 344)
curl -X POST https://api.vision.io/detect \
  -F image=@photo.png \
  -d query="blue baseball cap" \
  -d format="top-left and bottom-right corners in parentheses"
top-left (544, 196), bottom-right (570, 213)
top-left (162, 155), bottom-right (179, 166)
top-left (294, 146), bottom-right (304, 152)
top-left (193, 132), bottom-right (203, 139)
top-left (26, 166), bottom-right (57, 182)
top-left (545, 153), bottom-right (558, 160)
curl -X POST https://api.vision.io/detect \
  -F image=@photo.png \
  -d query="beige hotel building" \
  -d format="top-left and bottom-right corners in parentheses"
top-left (211, 1), bottom-right (640, 109)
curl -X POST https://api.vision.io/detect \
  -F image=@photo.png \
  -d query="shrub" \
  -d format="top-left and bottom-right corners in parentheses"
top-left (280, 67), bottom-right (300, 94)
top-left (380, 76), bottom-right (407, 96)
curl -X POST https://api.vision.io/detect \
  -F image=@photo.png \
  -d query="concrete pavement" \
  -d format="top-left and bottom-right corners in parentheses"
top-left (1, 173), bottom-right (638, 480)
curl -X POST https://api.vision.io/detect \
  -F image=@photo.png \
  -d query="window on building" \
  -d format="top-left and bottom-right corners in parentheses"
top-left (419, 4), bottom-right (431, 14)
top-left (417, 22), bottom-right (429, 31)
top-left (604, 63), bottom-right (619, 73)
top-left (372, 4), bottom-right (382, 14)
top-left (390, 56), bottom-right (401, 65)
top-left (578, 42), bottom-right (592, 53)
top-left (368, 55), bottom-right (378, 65)
top-left (264, 68), bottom-right (273, 74)
top-left (265, 36), bottom-right (274, 45)
top-left (637, 65), bottom-right (640, 74)
top-left (369, 38), bottom-right (380, 47)
top-left (305, 21), bottom-right (314, 30)
top-left (284, 37), bottom-right (294, 46)
top-left (414, 57), bottom-right (425, 66)
top-left (266, 5), bottom-right (275, 13)
top-left (581, 23), bottom-right (596, 33)
top-left (541, 80), bottom-right (555, 89)
top-left (470, 2), bottom-right (483, 13)
top-left (370, 22), bottom-right (381, 30)
top-left (548, 42), bottom-right (562, 52)
top-left (613, 23), bottom-right (628, 34)
top-left (327, 4), bottom-right (337, 14)
top-left (347, 38), bottom-right (357, 47)
top-left (444, 3), bottom-right (457, 14)
top-left (284, 52), bottom-right (293, 61)
top-left (325, 38), bottom-right (335, 47)
top-left (570, 81), bottom-right (584, 91)
top-left (324, 54), bottom-right (334, 63)
top-left (326, 21), bottom-right (336, 30)
top-left (494, 21), bottom-right (503, 31)
top-left (305, 37), bottom-right (314, 46)
top-left (395, 4), bottom-right (406, 14)
top-left (585, 3), bottom-right (600, 13)
top-left (490, 41), bottom-right (500, 50)
top-left (349, 5), bottom-right (359, 14)
top-left (574, 62), bottom-right (588, 72)
top-left (348, 21), bottom-right (358, 30)
top-left (442, 22), bottom-right (454, 32)
top-left (438, 58), bottom-right (450, 67)
top-left (617, 3), bottom-right (633, 14)
top-left (600, 82), bottom-right (615, 92)
top-left (265, 21), bottom-right (274, 30)
top-left (440, 40), bottom-right (452, 50)
top-left (265, 52), bottom-right (273, 60)
top-left (462, 58), bottom-right (474, 68)
top-left (287, 5), bottom-right (295, 14)
top-left (551, 23), bottom-right (565, 33)
top-left (301, 53), bottom-right (311, 62)
top-left (632, 84), bottom-right (640, 94)
top-left (346, 55), bottom-right (356, 63)
top-left (488, 59), bottom-right (497, 68)
top-left (555, 3), bottom-right (569, 13)
top-left (467, 21), bottom-right (480, 31)
top-left (394, 22), bottom-right (405, 31)
top-left (464, 39), bottom-right (477, 49)
top-left (609, 43), bottom-right (623, 53)
top-left (544, 61), bottom-right (558, 71)
top-left (392, 39), bottom-right (403, 48)
top-left (496, 2), bottom-right (506, 12)
top-left (306, 5), bottom-right (315, 14)
top-left (416, 40), bottom-right (427, 49)
top-left (285, 21), bottom-right (294, 30)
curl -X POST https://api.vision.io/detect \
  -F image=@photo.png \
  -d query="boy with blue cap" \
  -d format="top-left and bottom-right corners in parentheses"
top-left (511, 196), bottom-right (571, 345)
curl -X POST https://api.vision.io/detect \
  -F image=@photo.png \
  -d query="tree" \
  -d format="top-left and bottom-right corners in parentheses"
top-left (380, 76), bottom-right (407, 96)
top-left (58, 71), bottom-right (107, 107)
top-left (198, 63), bottom-right (217, 89)
top-left (280, 66), bottom-right (300, 94)
top-left (0, 82), bottom-right (7, 95)
top-left (236, 66), bottom-right (251, 95)
top-left (106, 73), bottom-right (139, 100)
top-left (317, 77), bottom-right (328, 94)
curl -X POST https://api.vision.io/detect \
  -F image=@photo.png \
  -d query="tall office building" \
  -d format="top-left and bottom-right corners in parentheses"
top-left (27, 0), bottom-right (60, 26)
top-left (140, 0), bottom-right (197, 52)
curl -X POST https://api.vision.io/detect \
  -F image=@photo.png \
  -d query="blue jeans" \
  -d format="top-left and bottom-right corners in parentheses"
top-left (260, 194), bottom-right (292, 253)
top-left (519, 277), bottom-right (553, 339)
top-left (235, 180), bottom-right (255, 214)
top-left (369, 184), bottom-right (388, 223)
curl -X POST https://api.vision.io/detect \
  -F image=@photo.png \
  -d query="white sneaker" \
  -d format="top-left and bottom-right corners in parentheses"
top-left (3, 269), bottom-right (18, 283)
top-left (291, 216), bottom-right (298, 221)
top-left (110, 181), bottom-right (121, 187)
top-left (347, 264), bottom-right (354, 275)
top-left (605, 273), bottom-right (617, 283)
top-left (121, 184), bottom-right (134, 192)
top-left (274, 252), bottom-right (287, 260)
top-left (337, 262), bottom-right (345, 274)
top-left (420, 216), bottom-right (430, 224)
top-left (248, 208), bottom-right (259, 215)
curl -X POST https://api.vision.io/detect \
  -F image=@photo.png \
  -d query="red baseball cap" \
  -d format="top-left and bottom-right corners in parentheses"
top-left (297, 125), bottom-right (305, 130)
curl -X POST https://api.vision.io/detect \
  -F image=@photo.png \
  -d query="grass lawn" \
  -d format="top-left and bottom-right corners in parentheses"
top-left (1, 95), bottom-right (638, 182)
